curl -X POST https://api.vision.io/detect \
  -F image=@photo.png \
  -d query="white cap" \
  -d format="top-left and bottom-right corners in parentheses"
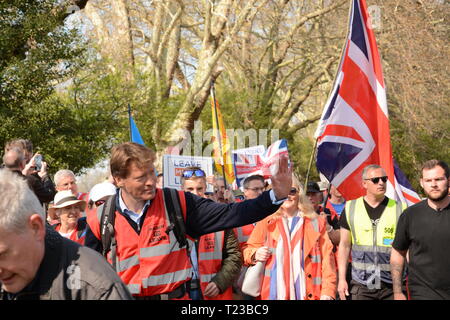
top-left (89, 182), bottom-right (117, 202)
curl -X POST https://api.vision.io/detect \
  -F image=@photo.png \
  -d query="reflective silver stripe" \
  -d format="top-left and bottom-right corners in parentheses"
top-left (313, 277), bottom-right (322, 285)
top-left (237, 228), bottom-right (249, 243)
top-left (142, 268), bottom-right (192, 288)
top-left (199, 251), bottom-right (221, 261)
top-left (396, 202), bottom-right (402, 222)
top-left (352, 245), bottom-right (392, 254)
top-left (96, 203), bottom-right (104, 222)
top-left (117, 255), bottom-right (140, 273)
top-left (200, 273), bottom-right (217, 283)
top-left (264, 268), bottom-right (271, 277)
top-left (127, 284), bottom-right (140, 294)
top-left (311, 218), bottom-right (319, 233)
top-left (352, 261), bottom-right (391, 272)
top-left (140, 243), bottom-right (174, 259)
top-left (310, 255), bottom-right (321, 263)
top-left (199, 232), bottom-right (223, 261)
top-left (348, 200), bottom-right (357, 244)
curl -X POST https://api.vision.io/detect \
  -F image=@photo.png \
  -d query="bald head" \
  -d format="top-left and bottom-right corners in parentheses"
top-left (3, 148), bottom-right (26, 171)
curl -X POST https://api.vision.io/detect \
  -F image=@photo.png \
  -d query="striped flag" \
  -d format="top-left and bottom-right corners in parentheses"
top-left (314, 0), bottom-right (417, 205)
top-left (233, 139), bottom-right (289, 187)
top-left (393, 159), bottom-right (421, 206)
top-left (211, 98), bottom-right (235, 185)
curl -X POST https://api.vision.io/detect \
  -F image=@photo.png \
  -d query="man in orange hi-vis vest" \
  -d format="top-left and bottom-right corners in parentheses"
top-left (85, 142), bottom-right (292, 300)
top-left (180, 167), bottom-right (241, 300)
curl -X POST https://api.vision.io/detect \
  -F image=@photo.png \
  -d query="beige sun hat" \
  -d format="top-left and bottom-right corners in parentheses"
top-left (48, 190), bottom-right (86, 216)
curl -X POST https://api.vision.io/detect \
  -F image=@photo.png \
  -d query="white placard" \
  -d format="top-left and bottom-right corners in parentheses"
top-left (162, 155), bottom-right (214, 191)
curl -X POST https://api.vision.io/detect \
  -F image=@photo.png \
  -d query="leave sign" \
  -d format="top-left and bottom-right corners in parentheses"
top-left (162, 155), bottom-right (214, 190)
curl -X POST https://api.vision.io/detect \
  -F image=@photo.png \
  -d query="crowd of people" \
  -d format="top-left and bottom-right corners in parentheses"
top-left (0, 138), bottom-right (449, 301)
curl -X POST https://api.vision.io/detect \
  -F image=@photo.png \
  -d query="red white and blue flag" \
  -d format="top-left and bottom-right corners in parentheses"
top-left (393, 159), bottom-right (422, 206)
top-left (233, 139), bottom-right (289, 187)
top-left (314, 0), bottom-right (420, 205)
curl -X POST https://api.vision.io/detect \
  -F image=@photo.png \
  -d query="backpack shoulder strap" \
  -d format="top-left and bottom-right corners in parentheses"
top-left (77, 217), bottom-right (87, 239)
top-left (100, 194), bottom-right (118, 270)
top-left (163, 188), bottom-right (188, 249)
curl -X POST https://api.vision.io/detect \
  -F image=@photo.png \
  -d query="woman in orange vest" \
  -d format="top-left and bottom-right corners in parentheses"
top-left (243, 183), bottom-right (337, 300)
top-left (49, 190), bottom-right (88, 245)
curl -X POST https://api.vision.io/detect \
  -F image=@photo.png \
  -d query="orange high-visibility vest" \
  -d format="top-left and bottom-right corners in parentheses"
top-left (234, 224), bottom-right (255, 250)
top-left (198, 232), bottom-right (233, 300)
top-left (87, 189), bottom-right (193, 297)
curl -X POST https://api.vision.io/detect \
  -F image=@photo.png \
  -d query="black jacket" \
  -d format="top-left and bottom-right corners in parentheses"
top-left (10, 170), bottom-right (56, 205)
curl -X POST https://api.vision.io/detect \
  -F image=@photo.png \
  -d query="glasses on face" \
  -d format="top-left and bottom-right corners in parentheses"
top-left (95, 200), bottom-right (106, 207)
top-left (365, 176), bottom-right (388, 184)
top-left (289, 187), bottom-right (298, 195)
top-left (182, 169), bottom-right (206, 178)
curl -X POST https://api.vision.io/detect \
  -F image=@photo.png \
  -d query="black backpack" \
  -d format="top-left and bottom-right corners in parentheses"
top-left (99, 188), bottom-right (188, 271)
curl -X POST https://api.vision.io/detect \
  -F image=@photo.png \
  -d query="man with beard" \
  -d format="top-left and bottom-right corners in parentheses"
top-left (391, 160), bottom-right (450, 300)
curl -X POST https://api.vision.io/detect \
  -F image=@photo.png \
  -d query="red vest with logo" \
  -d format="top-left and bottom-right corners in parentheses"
top-left (87, 189), bottom-right (193, 297)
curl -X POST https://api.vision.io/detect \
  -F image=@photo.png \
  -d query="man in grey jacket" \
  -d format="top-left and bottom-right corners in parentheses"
top-left (0, 169), bottom-right (133, 300)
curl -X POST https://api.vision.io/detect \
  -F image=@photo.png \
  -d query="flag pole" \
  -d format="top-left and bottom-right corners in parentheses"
top-left (210, 80), bottom-right (228, 189)
top-left (128, 103), bottom-right (132, 142)
top-left (304, 138), bottom-right (318, 195)
top-left (304, 1), bottom-right (353, 194)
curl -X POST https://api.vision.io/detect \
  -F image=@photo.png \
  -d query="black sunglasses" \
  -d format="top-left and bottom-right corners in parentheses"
top-left (365, 176), bottom-right (388, 184)
top-left (289, 187), bottom-right (298, 195)
top-left (182, 169), bottom-right (206, 178)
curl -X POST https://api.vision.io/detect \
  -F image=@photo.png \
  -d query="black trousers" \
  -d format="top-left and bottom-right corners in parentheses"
top-left (350, 280), bottom-right (394, 300)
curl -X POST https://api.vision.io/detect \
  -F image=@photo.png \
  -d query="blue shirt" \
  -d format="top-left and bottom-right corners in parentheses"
top-left (118, 189), bottom-right (151, 227)
top-left (331, 202), bottom-right (346, 216)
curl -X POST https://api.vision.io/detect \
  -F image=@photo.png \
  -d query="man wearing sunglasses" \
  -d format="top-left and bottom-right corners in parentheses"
top-left (84, 142), bottom-right (292, 300)
top-left (180, 167), bottom-right (241, 301)
top-left (337, 164), bottom-right (406, 300)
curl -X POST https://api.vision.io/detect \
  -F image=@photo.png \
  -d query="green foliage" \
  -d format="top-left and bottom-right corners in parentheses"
top-left (391, 116), bottom-right (450, 196)
top-left (0, 1), bottom-right (123, 174)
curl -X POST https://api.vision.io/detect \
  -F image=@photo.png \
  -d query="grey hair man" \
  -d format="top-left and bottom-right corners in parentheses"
top-left (54, 169), bottom-right (88, 203)
top-left (0, 169), bottom-right (133, 300)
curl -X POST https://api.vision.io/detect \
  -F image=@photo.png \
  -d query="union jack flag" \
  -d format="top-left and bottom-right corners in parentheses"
top-left (393, 159), bottom-right (422, 206)
top-left (233, 139), bottom-right (289, 187)
top-left (314, 0), bottom-right (420, 205)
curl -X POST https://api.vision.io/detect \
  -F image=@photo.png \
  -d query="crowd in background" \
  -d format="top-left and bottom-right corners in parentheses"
top-left (1, 138), bottom-right (449, 300)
